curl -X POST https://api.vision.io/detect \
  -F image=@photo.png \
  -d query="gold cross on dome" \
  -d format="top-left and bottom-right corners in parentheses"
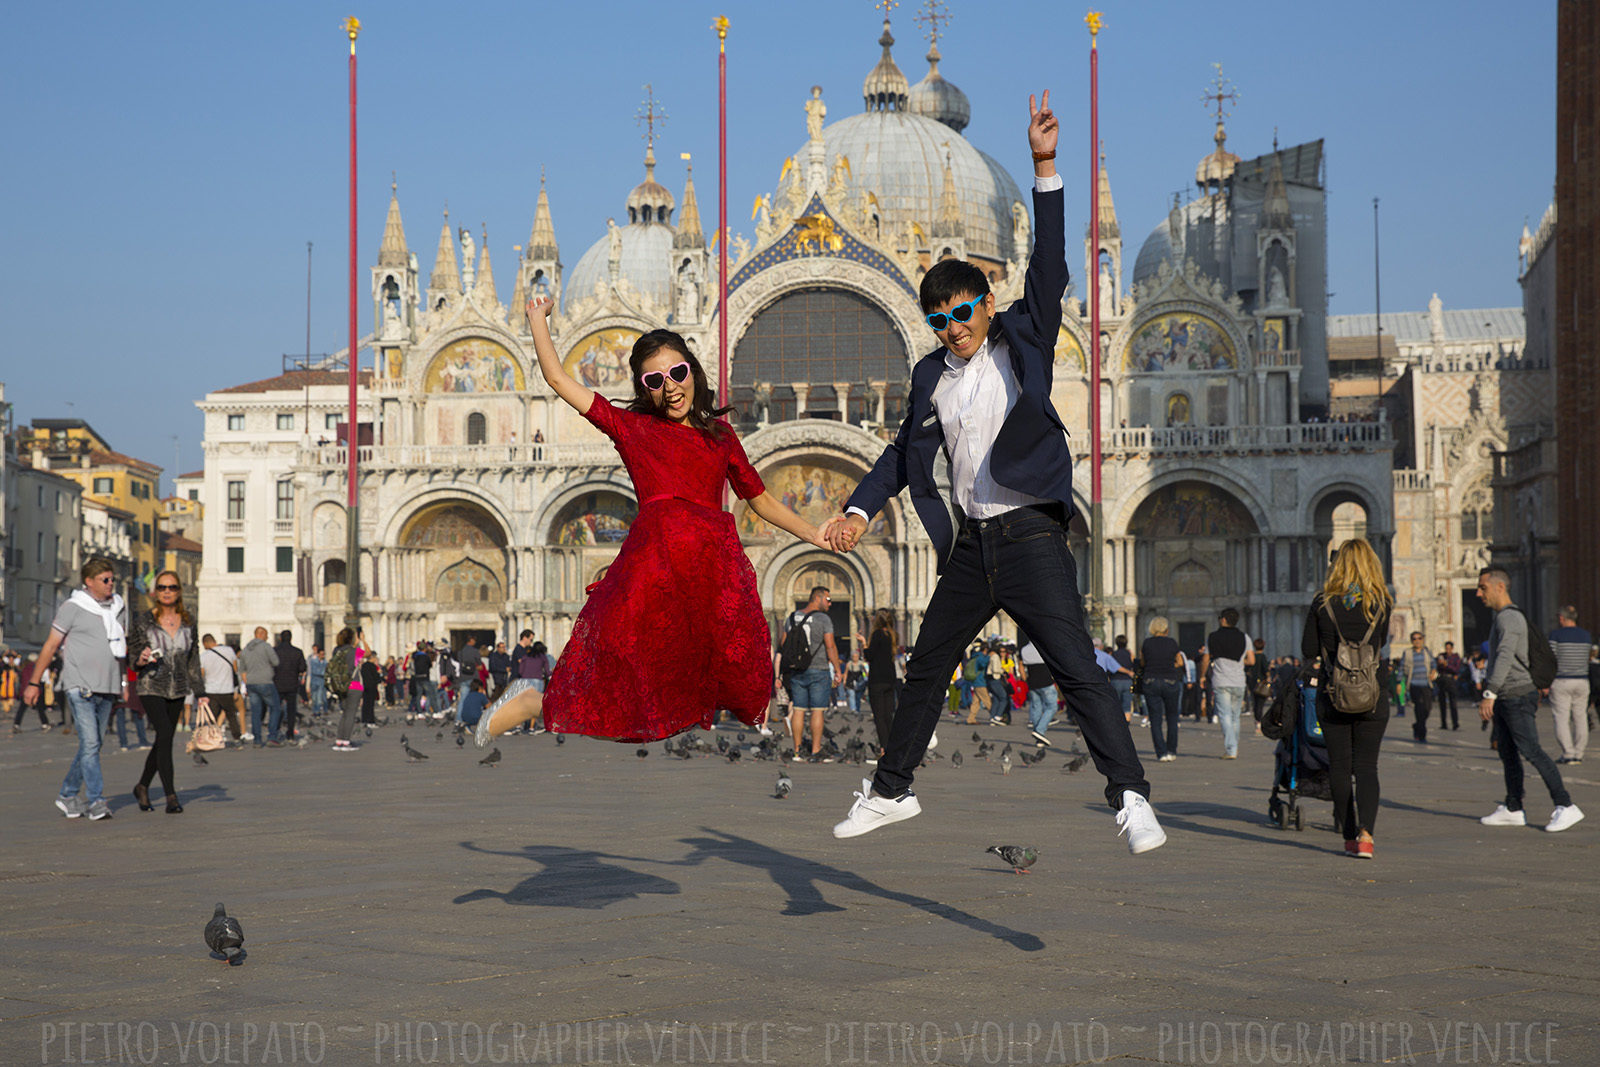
top-left (636, 83), bottom-right (668, 150)
top-left (1201, 62), bottom-right (1239, 123)
top-left (915, 0), bottom-right (950, 44)
top-left (875, 0), bottom-right (899, 17)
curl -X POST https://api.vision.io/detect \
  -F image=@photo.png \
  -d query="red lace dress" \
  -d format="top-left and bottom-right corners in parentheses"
top-left (542, 397), bottom-right (774, 742)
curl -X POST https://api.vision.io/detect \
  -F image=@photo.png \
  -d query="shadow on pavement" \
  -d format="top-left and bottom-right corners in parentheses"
top-left (107, 781), bottom-right (234, 814)
top-left (1150, 803), bottom-right (1333, 855)
top-left (668, 828), bottom-right (1046, 952)
top-left (452, 842), bottom-right (682, 909)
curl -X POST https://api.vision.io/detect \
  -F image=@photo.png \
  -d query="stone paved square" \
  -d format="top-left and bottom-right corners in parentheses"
top-left (2, 711), bottom-right (1593, 1066)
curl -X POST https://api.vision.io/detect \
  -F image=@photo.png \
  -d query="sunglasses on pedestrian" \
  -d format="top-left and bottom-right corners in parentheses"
top-left (925, 296), bottom-right (984, 333)
top-left (639, 361), bottom-right (691, 392)
top-left (156, 583), bottom-right (181, 591)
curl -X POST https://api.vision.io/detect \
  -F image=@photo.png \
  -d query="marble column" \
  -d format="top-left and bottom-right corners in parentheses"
top-left (870, 380), bottom-right (887, 426)
top-left (833, 381), bottom-right (852, 423)
top-left (792, 382), bottom-right (810, 419)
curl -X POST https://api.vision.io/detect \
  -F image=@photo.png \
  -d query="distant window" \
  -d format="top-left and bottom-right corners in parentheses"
top-left (467, 412), bottom-right (487, 445)
top-left (54, 535), bottom-right (61, 562)
top-left (227, 481), bottom-right (245, 520)
top-left (277, 413), bottom-right (295, 431)
top-left (93, 477), bottom-right (113, 494)
top-left (227, 414), bottom-right (244, 431)
top-left (325, 413), bottom-right (341, 430)
top-left (55, 491), bottom-right (63, 512)
top-left (227, 547), bottom-right (244, 573)
top-left (276, 546), bottom-right (294, 573)
top-left (36, 532), bottom-right (43, 560)
top-left (276, 480), bottom-right (294, 520)
top-left (187, 489), bottom-right (199, 501)
top-left (1460, 512), bottom-right (1478, 542)
top-left (142, 523), bottom-right (152, 544)
top-left (37, 486), bottom-right (44, 508)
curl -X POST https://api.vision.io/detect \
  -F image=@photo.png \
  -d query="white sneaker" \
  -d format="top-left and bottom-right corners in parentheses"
top-left (1115, 790), bottom-right (1167, 854)
top-left (1545, 805), bottom-right (1585, 833)
top-left (1480, 805), bottom-right (1526, 827)
top-left (832, 778), bottom-right (922, 839)
top-left (241, 732), bottom-right (255, 743)
top-left (1158, 753), bottom-right (1177, 762)
top-left (926, 731), bottom-right (939, 751)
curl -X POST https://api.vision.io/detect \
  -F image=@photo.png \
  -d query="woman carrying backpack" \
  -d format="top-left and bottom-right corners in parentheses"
top-left (1301, 539), bottom-right (1392, 859)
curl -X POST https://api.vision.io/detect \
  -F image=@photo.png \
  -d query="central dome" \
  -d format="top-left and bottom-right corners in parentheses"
top-left (792, 111), bottom-right (1024, 265)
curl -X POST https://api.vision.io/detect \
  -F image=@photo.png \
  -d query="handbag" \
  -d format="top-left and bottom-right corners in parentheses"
top-left (186, 704), bottom-right (226, 753)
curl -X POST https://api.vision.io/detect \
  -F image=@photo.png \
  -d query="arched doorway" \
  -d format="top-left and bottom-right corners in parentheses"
top-left (397, 501), bottom-right (511, 642)
top-left (1312, 491), bottom-right (1386, 585)
top-left (545, 490), bottom-right (637, 605)
top-left (774, 556), bottom-right (859, 658)
top-left (1127, 481), bottom-right (1259, 655)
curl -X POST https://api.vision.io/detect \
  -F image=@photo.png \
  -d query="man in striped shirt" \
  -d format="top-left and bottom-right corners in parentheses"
top-left (1549, 605), bottom-right (1592, 765)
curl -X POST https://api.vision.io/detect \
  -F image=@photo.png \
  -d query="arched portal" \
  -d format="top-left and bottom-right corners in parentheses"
top-left (544, 490), bottom-right (638, 604)
top-left (772, 555), bottom-right (861, 658)
top-left (1127, 481), bottom-right (1259, 653)
top-left (392, 501), bottom-right (512, 638)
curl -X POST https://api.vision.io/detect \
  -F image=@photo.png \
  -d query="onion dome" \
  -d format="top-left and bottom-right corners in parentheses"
top-left (863, 19), bottom-right (909, 112)
top-left (907, 42), bottom-right (969, 132)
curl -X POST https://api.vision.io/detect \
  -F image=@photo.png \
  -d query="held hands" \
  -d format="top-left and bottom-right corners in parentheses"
top-left (1027, 89), bottom-right (1058, 158)
top-left (1479, 698), bottom-right (1494, 723)
top-left (823, 513), bottom-right (868, 553)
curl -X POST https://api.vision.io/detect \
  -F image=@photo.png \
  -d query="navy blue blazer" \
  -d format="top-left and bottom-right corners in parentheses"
top-left (846, 184), bottom-right (1072, 572)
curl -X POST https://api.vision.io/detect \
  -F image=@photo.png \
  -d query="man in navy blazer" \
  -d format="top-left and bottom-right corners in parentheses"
top-left (829, 91), bottom-right (1164, 854)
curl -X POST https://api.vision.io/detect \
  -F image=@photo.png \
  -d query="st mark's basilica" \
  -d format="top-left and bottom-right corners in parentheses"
top-left (196, 11), bottom-right (1403, 660)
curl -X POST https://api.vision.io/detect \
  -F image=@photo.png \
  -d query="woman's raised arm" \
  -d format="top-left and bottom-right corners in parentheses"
top-left (526, 296), bottom-right (594, 415)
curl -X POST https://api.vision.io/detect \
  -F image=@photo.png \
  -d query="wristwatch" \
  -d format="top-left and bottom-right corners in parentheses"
top-left (1482, 690), bottom-right (1496, 702)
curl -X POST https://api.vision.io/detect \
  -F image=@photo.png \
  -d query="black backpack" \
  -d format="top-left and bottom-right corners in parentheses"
top-left (778, 611), bottom-right (822, 677)
top-left (1513, 610), bottom-right (1558, 690)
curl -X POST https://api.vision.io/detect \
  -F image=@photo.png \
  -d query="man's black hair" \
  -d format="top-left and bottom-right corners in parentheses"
top-left (1220, 607), bottom-right (1240, 627)
top-left (919, 259), bottom-right (991, 313)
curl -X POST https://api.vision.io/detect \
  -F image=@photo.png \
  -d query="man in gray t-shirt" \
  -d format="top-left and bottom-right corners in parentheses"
top-left (1199, 608), bottom-right (1255, 759)
top-left (24, 558), bottom-right (127, 820)
top-left (782, 586), bottom-right (841, 761)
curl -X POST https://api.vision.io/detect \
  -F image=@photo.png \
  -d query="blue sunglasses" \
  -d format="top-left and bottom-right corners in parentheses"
top-left (925, 296), bottom-right (983, 332)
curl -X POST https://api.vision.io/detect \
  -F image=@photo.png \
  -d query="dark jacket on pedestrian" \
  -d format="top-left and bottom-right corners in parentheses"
top-left (274, 638), bottom-right (307, 694)
top-left (127, 609), bottom-right (203, 700)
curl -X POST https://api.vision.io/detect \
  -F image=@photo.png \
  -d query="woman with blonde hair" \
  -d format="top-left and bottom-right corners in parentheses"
top-left (1138, 616), bottom-right (1186, 762)
top-left (127, 570), bottom-right (206, 813)
top-left (1301, 538), bottom-right (1393, 858)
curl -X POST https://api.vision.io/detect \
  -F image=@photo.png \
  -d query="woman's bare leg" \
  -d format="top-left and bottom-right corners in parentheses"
top-left (483, 688), bottom-right (543, 739)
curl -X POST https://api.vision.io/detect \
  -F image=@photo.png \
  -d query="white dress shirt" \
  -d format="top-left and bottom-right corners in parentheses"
top-left (851, 172), bottom-right (1065, 525)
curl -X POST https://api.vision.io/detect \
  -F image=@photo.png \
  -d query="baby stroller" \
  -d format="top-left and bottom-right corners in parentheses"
top-left (1261, 678), bottom-right (1331, 831)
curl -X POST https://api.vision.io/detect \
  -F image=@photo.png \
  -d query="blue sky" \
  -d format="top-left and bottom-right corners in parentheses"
top-left (2, 1), bottom-right (1555, 488)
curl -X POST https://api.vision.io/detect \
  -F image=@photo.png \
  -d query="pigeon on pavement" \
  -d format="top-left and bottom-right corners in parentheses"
top-left (193, 752), bottom-right (208, 766)
top-left (403, 741), bottom-right (429, 762)
top-left (985, 844), bottom-right (1039, 875)
top-left (478, 747), bottom-right (501, 767)
top-left (775, 770), bottom-right (793, 799)
top-left (951, 750), bottom-right (964, 768)
top-left (203, 902), bottom-right (246, 964)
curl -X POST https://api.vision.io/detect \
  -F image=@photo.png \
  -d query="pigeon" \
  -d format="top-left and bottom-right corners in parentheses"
top-left (636, 747), bottom-right (649, 758)
top-left (555, 734), bottom-right (566, 746)
top-left (478, 747), bottom-right (501, 767)
top-left (775, 770), bottom-right (793, 799)
top-left (436, 731), bottom-right (444, 742)
top-left (456, 733), bottom-right (465, 748)
top-left (971, 731), bottom-right (983, 743)
top-left (1064, 753), bottom-right (1089, 773)
top-left (203, 902), bottom-right (246, 965)
top-left (1000, 743), bottom-right (1013, 758)
top-left (364, 725), bottom-right (373, 738)
top-left (193, 752), bottom-right (208, 766)
top-left (737, 732), bottom-right (747, 742)
top-left (715, 735), bottom-right (731, 755)
top-left (986, 844), bottom-right (1039, 875)
top-left (726, 748), bottom-right (742, 763)
top-left (951, 750), bottom-right (964, 768)
top-left (399, 733), bottom-right (408, 745)
top-left (403, 742), bottom-right (429, 762)
top-left (1001, 751), bottom-right (1013, 775)
top-left (1019, 747), bottom-right (1046, 767)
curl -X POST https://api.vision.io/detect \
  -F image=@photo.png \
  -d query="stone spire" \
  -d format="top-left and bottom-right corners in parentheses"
top-left (527, 168), bottom-right (558, 261)
top-left (509, 246), bottom-right (527, 317)
top-left (430, 208), bottom-right (460, 294)
top-left (932, 148), bottom-right (963, 238)
top-left (476, 227), bottom-right (498, 306)
top-left (863, 11), bottom-right (909, 113)
top-left (1261, 146), bottom-right (1294, 230)
top-left (1096, 145), bottom-right (1120, 240)
top-left (675, 155), bottom-right (705, 249)
top-left (378, 177), bottom-right (409, 268)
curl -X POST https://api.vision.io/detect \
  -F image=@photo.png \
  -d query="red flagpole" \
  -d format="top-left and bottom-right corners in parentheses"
top-left (1086, 12), bottom-right (1104, 618)
top-left (344, 15), bottom-right (361, 625)
top-left (715, 16), bottom-right (730, 409)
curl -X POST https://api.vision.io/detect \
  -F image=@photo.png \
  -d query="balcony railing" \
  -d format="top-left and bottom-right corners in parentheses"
top-left (273, 519), bottom-right (294, 538)
top-left (1392, 470), bottom-right (1433, 491)
top-left (1255, 347), bottom-right (1301, 369)
top-left (1102, 420), bottom-right (1388, 456)
top-left (224, 520), bottom-right (244, 538)
top-left (299, 442), bottom-right (619, 472)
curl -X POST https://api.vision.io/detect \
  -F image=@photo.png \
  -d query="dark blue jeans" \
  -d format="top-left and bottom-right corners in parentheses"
top-left (872, 506), bottom-right (1149, 808)
top-left (1143, 678), bottom-right (1181, 757)
top-left (1492, 692), bottom-right (1571, 810)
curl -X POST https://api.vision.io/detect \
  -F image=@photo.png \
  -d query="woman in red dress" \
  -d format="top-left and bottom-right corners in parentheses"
top-left (477, 297), bottom-right (836, 745)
